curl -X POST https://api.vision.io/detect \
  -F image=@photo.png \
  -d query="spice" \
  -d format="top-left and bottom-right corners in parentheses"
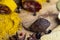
top-left (0, 12), bottom-right (22, 40)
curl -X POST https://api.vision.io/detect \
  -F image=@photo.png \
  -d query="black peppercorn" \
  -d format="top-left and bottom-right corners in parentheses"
top-left (35, 32), bottom-right (41, 39)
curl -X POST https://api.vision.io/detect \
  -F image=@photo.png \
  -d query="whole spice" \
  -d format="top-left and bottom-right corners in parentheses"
top-left (0, 4), bottom-right (11, 14)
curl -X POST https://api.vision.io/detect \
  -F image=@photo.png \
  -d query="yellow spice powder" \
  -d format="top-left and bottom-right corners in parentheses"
top-left (0, 12), bottom-right (22, 40)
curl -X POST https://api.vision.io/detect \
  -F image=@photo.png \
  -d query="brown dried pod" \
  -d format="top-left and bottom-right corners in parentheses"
top-left (29, 18), bottom-right (50, 33)
top-left (22, 1), bottom-right (42, 12)
top-left (0, 4), bottom-right (11, 14)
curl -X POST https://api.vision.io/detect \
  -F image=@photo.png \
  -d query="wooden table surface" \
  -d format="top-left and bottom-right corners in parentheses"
top-left (18, 0), bottom-right (59, 40)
